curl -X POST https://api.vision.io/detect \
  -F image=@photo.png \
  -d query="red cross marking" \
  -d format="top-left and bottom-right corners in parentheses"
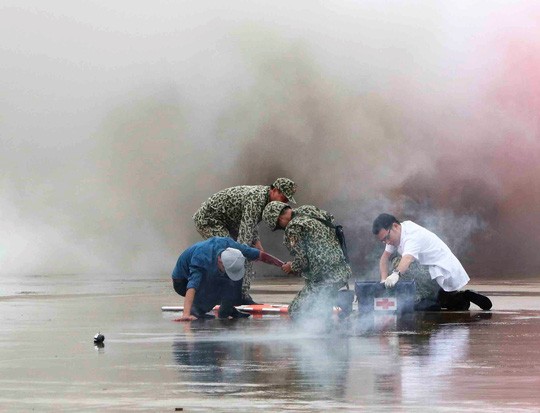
top-left (375, 297), bottom-right (397, 310)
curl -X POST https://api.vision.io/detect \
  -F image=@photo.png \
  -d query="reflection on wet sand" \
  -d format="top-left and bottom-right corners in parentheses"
top-left (172, 320), bottom-right (352, 400)
top-left (351, 311), bottom-right (493, 336)
top-left (169, 311), bottom-right (504, 410)
top-left (2, 278), bottom-right (540, 411)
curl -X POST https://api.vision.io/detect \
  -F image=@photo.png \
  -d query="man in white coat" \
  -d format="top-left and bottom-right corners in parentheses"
top-left (372, 213), bottom-right (492, 311)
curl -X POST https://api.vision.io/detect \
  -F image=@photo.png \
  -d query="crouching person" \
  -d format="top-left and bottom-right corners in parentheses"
top-left (262, 201), bottom-right (352, 321)
top-left (172, 237), bottom-right (262, 321)
top-left (372, 213), bottom-right (492, 311)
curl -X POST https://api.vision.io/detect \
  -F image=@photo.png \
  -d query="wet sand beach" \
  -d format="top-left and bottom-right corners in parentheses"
top-left (4, 2), bottom-right (540, 412)
top-left (1, 275), bottom-right (540, 412)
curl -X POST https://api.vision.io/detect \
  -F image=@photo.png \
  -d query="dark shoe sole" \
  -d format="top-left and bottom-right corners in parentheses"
top-left (464, 290), bottom-right (492, 310)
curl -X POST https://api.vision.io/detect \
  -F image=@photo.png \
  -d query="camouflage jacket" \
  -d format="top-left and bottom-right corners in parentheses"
top-left (284, 205), bottom-right (351, 284)
top-left (194, 185), bottom-right (270, 245)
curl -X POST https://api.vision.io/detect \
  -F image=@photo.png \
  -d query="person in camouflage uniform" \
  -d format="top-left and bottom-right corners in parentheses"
top-left (193, 178), bottom-right (297, 304)
top-left (262, 201), bottom-right (352, 320)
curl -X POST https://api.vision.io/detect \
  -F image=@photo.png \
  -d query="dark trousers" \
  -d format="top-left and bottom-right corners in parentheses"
top-left (414, 289), bottom-right (471, 311)
top-left (173, 277), bottom-right (242, 317)
top-left (438, 290), bottom-right (471, 310)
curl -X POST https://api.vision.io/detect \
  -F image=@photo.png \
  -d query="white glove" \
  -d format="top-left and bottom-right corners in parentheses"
top-left (384, 271), bottom-right (400, 288)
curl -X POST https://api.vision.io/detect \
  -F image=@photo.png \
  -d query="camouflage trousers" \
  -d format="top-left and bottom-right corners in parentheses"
top-left (391, 256), bottom-right (440, 303)
top-left (289, 279), bottom-right (347, 320)
top-left (193, 213), bottom-right (255, 297)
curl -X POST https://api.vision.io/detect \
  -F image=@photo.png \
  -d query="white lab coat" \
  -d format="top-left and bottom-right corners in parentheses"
top-left (385, 221), bottom-right (470, 291)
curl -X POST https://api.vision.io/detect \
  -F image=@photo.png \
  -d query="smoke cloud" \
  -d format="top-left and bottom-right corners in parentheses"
top-left (1, 1), bottom-right (539, 278)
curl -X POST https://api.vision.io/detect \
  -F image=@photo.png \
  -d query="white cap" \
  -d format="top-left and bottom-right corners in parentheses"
top-left (221, 248), bottom-right (246, 281)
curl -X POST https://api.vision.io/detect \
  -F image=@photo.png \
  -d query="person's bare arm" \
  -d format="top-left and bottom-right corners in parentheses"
top-left (259, 251), bottom-right (284, 267)
top-left (379, 250), bottom-right (393, 281)
top-left (178, 288), bottom-right (198, 321)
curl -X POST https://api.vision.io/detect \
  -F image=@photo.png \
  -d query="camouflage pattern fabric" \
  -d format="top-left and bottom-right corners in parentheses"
top-left (262, 200), bottom-right (289, 231)
top-left (193, 185), bottom-right (269, 245)
top-left (193, 216), bottom-right (229, 239)
top-left (288, 281), bottom-right (345, 320)
top-left (193, 185), bottom-right (269, 295)
top-left (284, 205), bottom-right (352, 319)
top-left (391, 255), bottom-right (441, 303)
top-left (272, 177), bottom-right (297, 203)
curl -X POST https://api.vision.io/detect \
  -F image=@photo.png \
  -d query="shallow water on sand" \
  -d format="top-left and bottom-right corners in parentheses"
top-left (1, 275), bottom-right (540, 412)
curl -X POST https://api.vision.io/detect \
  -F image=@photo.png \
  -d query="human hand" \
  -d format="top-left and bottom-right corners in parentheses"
top-left (176, 314), bottom-right (198, 322)
top-left (253, 240), bottom-right (264, 252)
top-left (384, 271), bottom-right (400, 288)
top-left (281, 261), bottom-right (293, 274)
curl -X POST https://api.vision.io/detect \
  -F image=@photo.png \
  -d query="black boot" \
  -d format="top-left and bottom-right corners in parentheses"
top-left (463, 290), bottom-right (492, 310)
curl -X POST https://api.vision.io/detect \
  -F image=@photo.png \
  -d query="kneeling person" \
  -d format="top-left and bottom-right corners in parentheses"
top-left (372, 213), bottom-right (492, 311)
top-left (172, 237), bottom-right (261, 321)
top-left (262, 201), bottom-right (352, 320)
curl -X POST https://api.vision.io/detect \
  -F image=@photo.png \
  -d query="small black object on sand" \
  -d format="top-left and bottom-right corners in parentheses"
top-left (93, 333), bottom-right (105, 343)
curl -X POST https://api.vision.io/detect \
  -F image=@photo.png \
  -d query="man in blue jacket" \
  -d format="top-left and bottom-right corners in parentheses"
top-left (172, 237), bottom-right (278, 320)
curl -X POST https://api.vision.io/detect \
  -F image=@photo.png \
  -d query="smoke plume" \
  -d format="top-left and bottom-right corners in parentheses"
top-left (1, 1), bottom-right (539, 278)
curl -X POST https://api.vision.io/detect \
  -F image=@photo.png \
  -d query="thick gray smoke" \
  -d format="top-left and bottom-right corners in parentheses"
top-left (1, 1), bottom-right (539, 278)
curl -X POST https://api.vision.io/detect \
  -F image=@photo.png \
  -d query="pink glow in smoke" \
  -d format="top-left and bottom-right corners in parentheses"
top-left (395, 4), bottom-right (540, 277)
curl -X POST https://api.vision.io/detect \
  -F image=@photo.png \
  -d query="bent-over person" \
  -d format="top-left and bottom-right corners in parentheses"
top-left (192, 178), bottom-right (297, 305)
top-left (262, 201), bottom-right (351, 320)
top-left (172, 237), bottom-right (283, 320)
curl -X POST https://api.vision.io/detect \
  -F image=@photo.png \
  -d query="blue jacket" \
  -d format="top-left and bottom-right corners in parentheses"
top-left (171, 237), bottom-right (260, 290)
